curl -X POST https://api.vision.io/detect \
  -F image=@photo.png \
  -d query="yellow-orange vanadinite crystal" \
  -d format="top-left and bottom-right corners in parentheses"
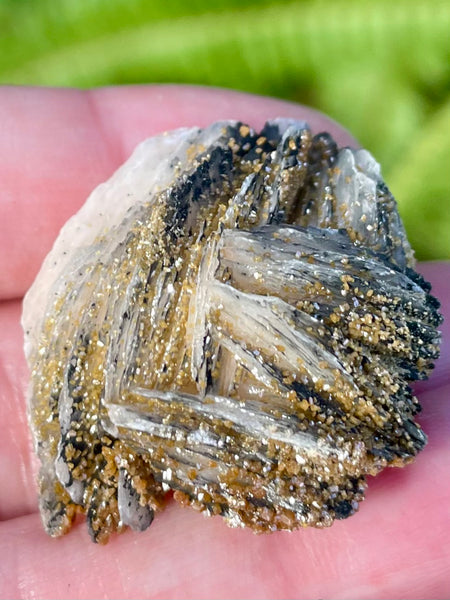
top-left (23, 120), bottom-right (441, 543)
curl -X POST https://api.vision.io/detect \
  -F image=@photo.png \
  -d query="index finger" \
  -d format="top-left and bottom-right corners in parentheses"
top-left (0, 84), bottom-right (356, 301)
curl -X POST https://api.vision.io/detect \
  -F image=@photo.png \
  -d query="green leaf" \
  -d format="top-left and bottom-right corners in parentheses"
top-left (389, 98), bottom-right (450, 261)
top-left (1, 0), bottom-right (449, 260)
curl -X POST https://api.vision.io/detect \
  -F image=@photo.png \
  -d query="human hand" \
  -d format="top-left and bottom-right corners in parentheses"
top-left (0, 85), bottom-right (448, 599)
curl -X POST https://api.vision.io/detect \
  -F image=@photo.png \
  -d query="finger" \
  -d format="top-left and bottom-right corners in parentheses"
top-left (0, 299), bottom-right (38, 520)
top-left (0, 84), bottom-right (357, 301)
top-left (0, 87), bottom-right (119, 302)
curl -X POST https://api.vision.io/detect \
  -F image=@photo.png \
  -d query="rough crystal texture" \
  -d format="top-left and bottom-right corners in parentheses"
top-left (22, 119), bottom-right (442, 543)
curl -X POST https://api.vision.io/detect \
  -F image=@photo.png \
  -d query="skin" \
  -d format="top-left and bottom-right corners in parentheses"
top-left (0, 85), bottom-right (449, 600)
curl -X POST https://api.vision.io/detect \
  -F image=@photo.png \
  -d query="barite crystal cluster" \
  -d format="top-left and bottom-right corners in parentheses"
top-left (23, 119), bottom-right (441, 543)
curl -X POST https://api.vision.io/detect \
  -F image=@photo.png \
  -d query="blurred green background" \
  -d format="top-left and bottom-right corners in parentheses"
top-left (1, 0), bottom-right (449, 260)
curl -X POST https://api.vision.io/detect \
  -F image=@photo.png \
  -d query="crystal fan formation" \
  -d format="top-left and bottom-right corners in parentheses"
top-left (23, 119), bottom-right (441, 543)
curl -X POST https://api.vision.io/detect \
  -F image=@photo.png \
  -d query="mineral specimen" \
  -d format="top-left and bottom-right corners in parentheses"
top-left (22, 119), bottom-right (442, 543)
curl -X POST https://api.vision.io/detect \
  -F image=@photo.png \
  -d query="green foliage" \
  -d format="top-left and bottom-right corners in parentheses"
top-left (1, 0), bottom-right (449, 259)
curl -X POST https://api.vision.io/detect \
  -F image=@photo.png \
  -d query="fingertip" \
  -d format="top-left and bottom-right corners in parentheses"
top-left (90, 84), bottom-right (359, 157)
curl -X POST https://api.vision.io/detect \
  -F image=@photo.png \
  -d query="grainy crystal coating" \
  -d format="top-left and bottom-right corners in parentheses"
top-left (22, 119), bottom-right (442, 543)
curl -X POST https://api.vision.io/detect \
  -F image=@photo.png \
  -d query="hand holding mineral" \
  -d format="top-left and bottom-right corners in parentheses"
top-left (0, 86), bottom-right (448, 599)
